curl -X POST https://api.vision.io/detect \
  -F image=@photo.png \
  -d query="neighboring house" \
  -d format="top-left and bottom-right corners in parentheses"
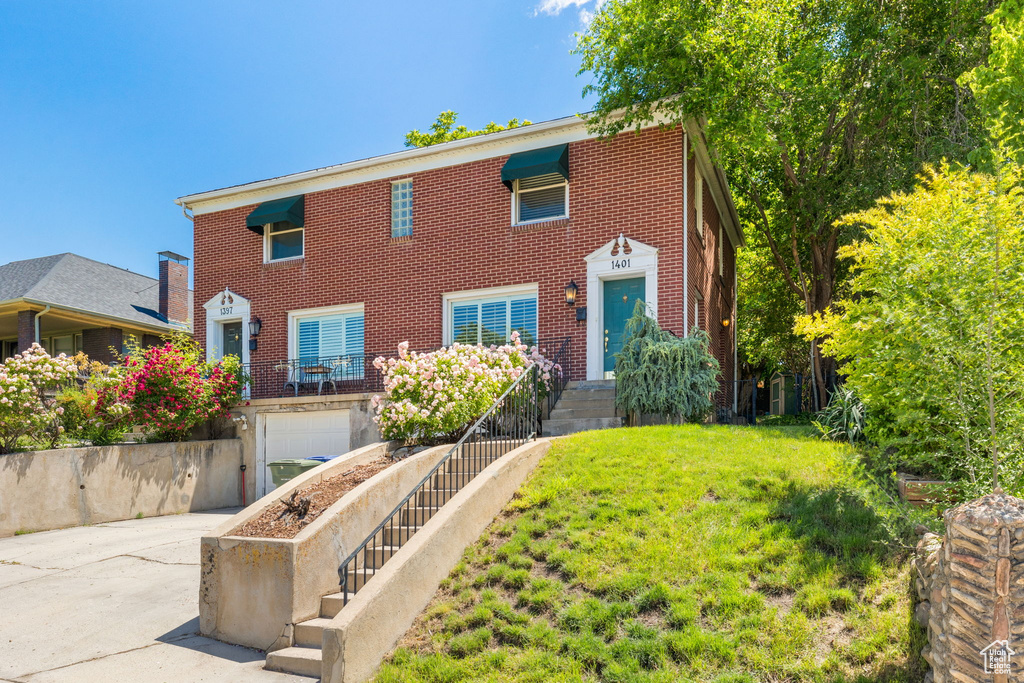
top-left (0, 251), bottom-right (193, 364)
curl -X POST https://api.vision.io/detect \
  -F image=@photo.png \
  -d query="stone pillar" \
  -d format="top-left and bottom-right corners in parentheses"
top-left (16, 310), bottom-right (36, 353)
top-left (920, 492), bottom-right (1024, 683)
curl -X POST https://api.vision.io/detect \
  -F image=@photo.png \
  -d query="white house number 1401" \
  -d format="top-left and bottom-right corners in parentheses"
top-left (611, 259), bottom-right (631, 270)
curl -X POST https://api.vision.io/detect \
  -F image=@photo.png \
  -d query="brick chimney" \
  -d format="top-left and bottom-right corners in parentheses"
top-left (157, 251), bottom-right (190, 324)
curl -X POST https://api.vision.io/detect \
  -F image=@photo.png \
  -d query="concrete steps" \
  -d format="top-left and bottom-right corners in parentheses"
top-left (265, 646), bottom-right (322, 678)
top-left (265, 452), bottom-right (499, 677)
top-left (542, 380), bottom-right (624, 436)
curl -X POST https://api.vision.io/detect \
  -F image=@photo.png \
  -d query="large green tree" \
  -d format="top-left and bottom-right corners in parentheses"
top-left (963, 0), bottom-right (1024, 164)
top-left (576, 0), bottom-right (994, 405)
top-left (405, 110), bottom-right (531, 148)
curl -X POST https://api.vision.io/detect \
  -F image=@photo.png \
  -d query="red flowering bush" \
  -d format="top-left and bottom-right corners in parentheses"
top-left (100, 334), bottom-right (243, 442)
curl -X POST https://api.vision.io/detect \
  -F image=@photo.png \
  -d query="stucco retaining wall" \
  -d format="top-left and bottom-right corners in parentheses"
top-left (0, 439), bottom-right (244, 537)
top-left (199, 442), bottom-right (451, 651)
top-left (321, 438), bottom-right (551, 683)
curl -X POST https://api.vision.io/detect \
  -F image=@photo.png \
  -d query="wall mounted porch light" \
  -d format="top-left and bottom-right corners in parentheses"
top-left (721, 318), bottom-right (731, 328)
top-left (248, 315), bottom-right (262, 352)
top-left (564, 280), bottom-right (579, 306)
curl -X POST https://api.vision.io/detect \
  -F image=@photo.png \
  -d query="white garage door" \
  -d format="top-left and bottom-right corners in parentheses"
top-left (263, 410), bottom-right (350, 494)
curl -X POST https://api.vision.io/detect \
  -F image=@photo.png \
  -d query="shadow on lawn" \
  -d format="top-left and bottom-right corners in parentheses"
top-left (760, 480), bottom-right (927, 681)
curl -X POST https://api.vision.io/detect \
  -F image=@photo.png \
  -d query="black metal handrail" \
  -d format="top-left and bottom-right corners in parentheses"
top-left (338, 363), bottom-right (539, 605)
top-left (539, 336), bottom-right (570, 418)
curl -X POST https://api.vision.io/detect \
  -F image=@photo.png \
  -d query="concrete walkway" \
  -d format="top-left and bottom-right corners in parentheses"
top-left (0, 510), bottom-right (312, 682)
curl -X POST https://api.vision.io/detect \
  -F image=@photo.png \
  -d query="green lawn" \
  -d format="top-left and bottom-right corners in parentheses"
top-left (375, 426), bottom-right (925, 683)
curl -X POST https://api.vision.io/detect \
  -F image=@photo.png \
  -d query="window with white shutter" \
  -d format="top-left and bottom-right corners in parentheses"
top-left (514, 173), bottom-right (567, 225)
top-left (295, 310), bottom-right (365, 378)
top-left (448, 292), bottom-right (538, 346)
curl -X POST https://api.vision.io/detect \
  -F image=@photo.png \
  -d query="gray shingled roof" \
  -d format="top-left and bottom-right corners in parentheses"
top-left (0, 253), bottom-right (193, 330)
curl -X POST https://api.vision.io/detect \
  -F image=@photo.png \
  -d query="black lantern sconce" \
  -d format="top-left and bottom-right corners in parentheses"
top-left (564, 280), bottom-right (579, 306)
top-left (248, 316), bottom-right (262, 352)
top-left (565, 280), bottom-right (586, 324)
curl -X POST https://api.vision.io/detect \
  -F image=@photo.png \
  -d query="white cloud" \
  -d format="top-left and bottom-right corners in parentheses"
top-left (535, 0), bottom-right (608, 25)
top-left (535, 0), bottom-right (591, 16)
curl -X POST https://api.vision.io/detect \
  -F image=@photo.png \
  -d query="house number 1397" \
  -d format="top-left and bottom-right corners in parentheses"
top-left (611, 259), bottom-right (631, 269)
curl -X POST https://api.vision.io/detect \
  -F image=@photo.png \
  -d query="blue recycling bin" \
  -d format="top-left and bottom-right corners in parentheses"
top-left (304, 455), bottom-right (341, 464)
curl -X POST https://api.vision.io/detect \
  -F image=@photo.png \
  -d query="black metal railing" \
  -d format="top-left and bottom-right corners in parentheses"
top-left (240, 337), bottom-right (571, 401)
top-left (241, 354), bottom-right (384, 399)
top-left (534, 336), bottom-right (570, 418)
top-left (337, 363), bottom-right (540, 605)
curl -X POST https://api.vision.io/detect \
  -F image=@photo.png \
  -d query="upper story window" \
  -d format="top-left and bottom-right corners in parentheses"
top-left (501, 144), bottom-right (569, 226)
top-left (391, 179), bottom-right (413, 238)
top-left (245, 195), bottom-right (305, 263)
top-left (514, 173), bottom-right (568, 225)
top-left (265, 221), bottom-right (304, 262)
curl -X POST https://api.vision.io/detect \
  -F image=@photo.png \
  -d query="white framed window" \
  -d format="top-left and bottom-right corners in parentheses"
top-left (391, 179), bottom-right (413, 238)
top-left (264, 221), bottom-right (304, 262)
top-left (443, 285), bottom-right (539, 347)
top-left (694, 166), bottom-right (704, 239)
top-left (719, 227), bottom-right (725, 276)
top-left (513, 173), bottom-right (567, 225)
top-left (288, 305), bottom-right (366, 381)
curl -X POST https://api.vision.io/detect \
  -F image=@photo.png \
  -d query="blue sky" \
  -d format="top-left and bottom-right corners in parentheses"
top-left (0, 0), bottom-right (602, 281)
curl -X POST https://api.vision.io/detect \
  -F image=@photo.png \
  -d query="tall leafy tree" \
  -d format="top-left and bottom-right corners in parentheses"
top-left (405, 110), bottom-right (531, 148)
top-left (576, 0), bottom-right (994, 406)
top-left (962, 0), bottom-right (1024, 164)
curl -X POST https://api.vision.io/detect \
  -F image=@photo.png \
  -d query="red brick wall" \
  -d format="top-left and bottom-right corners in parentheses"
top-left (159, 259), bottom-right (189, 324)
top-left (81, 327), bottom-right (124, 365)
top-left (193, 126), bottom-right (735, 395)
top-left (684, 152), bottom-right (736, 409)
top-left (16, 310), bottom-right (35, 354)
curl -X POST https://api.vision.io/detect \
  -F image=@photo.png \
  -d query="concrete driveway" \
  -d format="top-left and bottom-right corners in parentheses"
top-left (0, 510), bottom-right (312, 682)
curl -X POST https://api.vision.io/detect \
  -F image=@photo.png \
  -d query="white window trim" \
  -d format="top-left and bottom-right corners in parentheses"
top-left (203, 287), bottom-right (251, 368)
top-left (263, 223), bottom-right (305, 264)
top-left (718, 227), bottom-right (725, 276)
top-left (511, 177), bottom-right (569, 226)
top-left (442, 283), bottom-right (539, 346)
top-left (286, 303), bottom-right (365, 360)
top-left (584, 236), bottom-right (660, 380)
top-left (391, 178), bottom-right (414, 238)
top-left (694, 166), bottom-right (704, 239)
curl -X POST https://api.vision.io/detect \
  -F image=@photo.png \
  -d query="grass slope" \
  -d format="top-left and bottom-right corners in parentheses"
top-left (376, 426), bottom-right (924, 683)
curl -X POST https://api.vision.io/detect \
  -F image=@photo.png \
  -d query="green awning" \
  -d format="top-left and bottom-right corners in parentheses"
top-left (500, 144), bottom-right (569, 190)
top-left (245, 195), bottom-right (305, 234)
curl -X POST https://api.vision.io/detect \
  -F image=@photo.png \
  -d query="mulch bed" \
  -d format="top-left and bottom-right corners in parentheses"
top-left (233, 456), bottom-right (395, 539)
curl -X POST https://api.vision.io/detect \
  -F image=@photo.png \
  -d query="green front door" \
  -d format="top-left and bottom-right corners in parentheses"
top-left (603, 277), bottom-right (646, 374)
top-left (222, 321), bottom-right (243, 359)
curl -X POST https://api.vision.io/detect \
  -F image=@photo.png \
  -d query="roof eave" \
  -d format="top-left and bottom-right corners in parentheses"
top-left (1, 298), bottom-right (189, 335)
top-left (175, 113), bottom-right (592, 210)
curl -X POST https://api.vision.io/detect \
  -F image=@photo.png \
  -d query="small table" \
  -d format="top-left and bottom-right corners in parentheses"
top-left (302, 366), bottom-right (334, 395)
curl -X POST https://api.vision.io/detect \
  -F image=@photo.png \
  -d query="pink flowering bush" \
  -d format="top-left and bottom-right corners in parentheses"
top-left (372, 332), bottom-right (561, 444)
top-left (0, 344), bottom-right (79, 453)
top-left (100, 334), bottom-right (244, 442)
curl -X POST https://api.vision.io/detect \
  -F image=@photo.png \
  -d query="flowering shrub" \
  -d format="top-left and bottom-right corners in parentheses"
top-left (371, 332), bottom-right (560, 444)
top-left (100, 334), bottom-right (244, 442)
top-left (57, 355), bottom-right (130, 446)
top-left (0, 344), bottom-right (78, 453)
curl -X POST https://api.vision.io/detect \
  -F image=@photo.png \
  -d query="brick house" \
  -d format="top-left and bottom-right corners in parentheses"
top-left (0, 252), bottom-right (192, 364)
top-left (178, 114), bottom-right (742, 484)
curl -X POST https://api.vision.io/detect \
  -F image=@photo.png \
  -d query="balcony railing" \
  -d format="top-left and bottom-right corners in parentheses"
top-left (240, 336), bottom-right (570, 401)
top-left (241, 354), bottom-right (383, 399)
